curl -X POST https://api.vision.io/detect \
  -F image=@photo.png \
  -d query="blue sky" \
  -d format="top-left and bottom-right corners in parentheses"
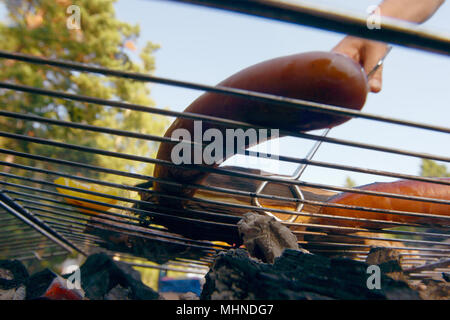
top-left (114, 0), bottom-right (450, 187)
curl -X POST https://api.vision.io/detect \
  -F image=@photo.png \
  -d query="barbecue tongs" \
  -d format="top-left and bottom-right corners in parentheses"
top-left (253, 46), bottom-right (393, 223)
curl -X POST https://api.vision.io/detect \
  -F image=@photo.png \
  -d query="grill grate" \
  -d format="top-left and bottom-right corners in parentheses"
top-left (0, 0), bottom-right (449, 278)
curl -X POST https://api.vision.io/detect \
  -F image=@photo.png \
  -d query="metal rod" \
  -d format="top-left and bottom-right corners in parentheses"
top-left (168, 0), bottom-right (450, 56)
top-left (254, 128), bottom-right (331, 222)
top-left (4, 111), bottom-right (449, 188)
top-left (12, 196), bottom-right (171, 234)
top-left (51, 229), bottom-right (105, 245)
top-left (0, 191), bottom-right (85, 255)
top-left (302, 241), bottom-right (450, 252)
top-left (2, 179), bottom-right (446, 233)
top-left (287, 221), bottom-right (450, 239)
top-left (0, 80), bottom-right (449, 136)
top-left (0, 243), bottom-right (61, 257)
top-left (0, 233), bottom-right (46, 243)
top-left (321, 232), bottom-right (450, 247)
top-left (0, 178), bottom-right (241, 228)
top-left (0, 243), bottom-right (59, 256)
top-left (16, 198), bottom-right (143, 227)
top-left (9, 190), bottom-right (445, 260)
top-left (121, 261), bottom-right (207, 275)
top-left (2, 132), bottom-right (449, 208)
top-left (29, 208), bottom-right (226, 251)
top-left (21, 194), bottom-right (450, 253)
top-left (6, 251), bottom-right (68, 261)
top-left (3, 158), bottom-right (449, 227)
top-left (13, 194), bottom-right (450, 256)
top-left (405, 258), bottom-right (450, 274)
top-left (17, 193), bottom-right (450, 240)
top-left (2, 148), bottom-right (449, 215)
top-left (2, 153), bottom-right (450, 227)
top-left (0, 110), bottom-right (199, 148)
top-left (0, 233), bottom-right (48, 245)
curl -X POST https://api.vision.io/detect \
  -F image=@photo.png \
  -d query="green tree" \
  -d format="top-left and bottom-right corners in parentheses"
top-left (344, 176), bottom-right (356, 188)
top-left (419, 159), bottom-right (450, 177)
top-left (0, 0), bottom-right (169, 185)
top-left (0, 0), bottom-right (170, 274)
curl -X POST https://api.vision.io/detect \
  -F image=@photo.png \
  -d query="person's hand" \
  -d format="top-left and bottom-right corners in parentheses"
top-left (332, 36), bottom-right (389, 93)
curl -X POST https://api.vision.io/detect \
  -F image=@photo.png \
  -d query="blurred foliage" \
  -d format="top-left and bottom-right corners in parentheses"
top-left (0, 0), bottom-right (169, 185)
top-left (419, 159), bottom-right (450, 178)
top-left (0, 0), bottom-right (170, 277)
top-left (343, 176), bottom-right (356, 188)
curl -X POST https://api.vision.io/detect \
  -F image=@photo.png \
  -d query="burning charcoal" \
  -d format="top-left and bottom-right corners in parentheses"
top-left (105, 285), bottom-right (132, 300)
top-left (179, 292), bottom-right (199, 300)
top-left (415, 280), bottom-right (450, 300)
top-left (0, 260), bottom-right (28, 300)
top-left (201, 249), bottom-right (421, 300)
top-left (75, 253), bottom-right (159, 300)
top-left (443, 273), bottom-right (450, 283)
top-left (26, 269), bottom-right (83, 300)
top-left (237, 212), bottom-right (308, 263)
top-left (366, 247), bottom-right (406, 282)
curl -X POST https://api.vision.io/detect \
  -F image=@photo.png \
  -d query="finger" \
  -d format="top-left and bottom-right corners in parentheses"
top-left (362, 43), bottom-right (388, 93)
top-left (368, 65), bottom-right (383, 93)
top-left (331, 37), bottom-right (362, 63)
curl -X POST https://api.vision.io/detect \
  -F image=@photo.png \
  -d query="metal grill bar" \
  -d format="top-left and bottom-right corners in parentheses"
top-left (2, 249), bottom-right (67, 261)
top-left (4, 172), bottom-right (450, 232)
top-left (3, 157), bottom-right (450, 225)
top-left (2, 110), bottom-right (449, 188)
top-left (3, 183), bottom-right (449, 256)
top-left (168, 0), bottom-right (450, 55)
top-left (0, 185), bottom-right (446, 255)
top-left (405, 258), bottom-right (450, 274)
top-left (121, 261), bottom-right (208, 275)
top-left (2, 148), bottom-right (449, 222)
top-left (8, 251), bottom-right (68, 261)
top-left (27, 206), bottom-right (225, 251)
top-left (2, 137), bottom-right (450, 225)
top-left (1, 74), bottom-right (450, 136)
top-left (0, 191), bottom-right (86, 255)
top-left (12, 190), bottom-right (449, 243)
top-left (301, 241), bottom-right (450, 253)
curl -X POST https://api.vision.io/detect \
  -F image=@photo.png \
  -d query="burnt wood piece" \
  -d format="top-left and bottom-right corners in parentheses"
top-left (415, 280), bottom-right (450, 300)
top-left (73, 253), bottom-right (159, 300)
top-left (0, 260), bottom-right (28, 300)
top-left (201, 249), bottom-right (421, 300)
top-left (237, 212), bottom-right (308, 263)
top-left (25, 269), bottom-right (57, 300)
top-left (0, 259), bottom-right (28, 290)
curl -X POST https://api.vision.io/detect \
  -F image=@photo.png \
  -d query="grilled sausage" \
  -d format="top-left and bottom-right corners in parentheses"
top-left (318, 178), bottom-right (450, 229)
top-left (152, 51), bottom-right (368, 205)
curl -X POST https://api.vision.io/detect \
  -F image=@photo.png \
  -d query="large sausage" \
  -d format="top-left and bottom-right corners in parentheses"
top-left (318, 178), bottom-right (450, 229)
top-left (151, 51), bottom-right (368, 206)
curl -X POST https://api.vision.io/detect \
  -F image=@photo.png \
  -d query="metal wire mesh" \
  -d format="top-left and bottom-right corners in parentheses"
top-left (0, 0), bottom-right (449, 277)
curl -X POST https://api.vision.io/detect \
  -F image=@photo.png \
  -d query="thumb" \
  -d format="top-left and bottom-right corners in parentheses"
top-left (362, 42), bottom-right (388, 93)
top-left (368, 65), bottom-right (383, 93)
